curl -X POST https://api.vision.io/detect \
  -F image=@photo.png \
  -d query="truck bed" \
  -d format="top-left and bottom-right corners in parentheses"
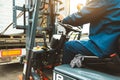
top-left (0, 34), bottom-right (25, 49)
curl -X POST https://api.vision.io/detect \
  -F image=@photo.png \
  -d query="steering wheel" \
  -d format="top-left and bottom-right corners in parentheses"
top-left (58, 22), bottom-right (81, 33)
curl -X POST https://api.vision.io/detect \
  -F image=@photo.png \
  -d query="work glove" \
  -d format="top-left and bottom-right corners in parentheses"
top-left (70, 54), bottom-right (84, 68)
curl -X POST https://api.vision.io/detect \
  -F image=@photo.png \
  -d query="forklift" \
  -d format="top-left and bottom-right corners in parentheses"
top-left (12, 0), bottom-right (120, 80)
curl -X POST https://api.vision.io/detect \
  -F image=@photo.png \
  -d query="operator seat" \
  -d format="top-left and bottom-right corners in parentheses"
top-left (83, 38), bottom-right (120, 66)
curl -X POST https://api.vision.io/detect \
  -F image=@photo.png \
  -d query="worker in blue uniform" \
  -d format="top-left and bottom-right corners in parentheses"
top-left (61, 0), bottom-right (120, 64)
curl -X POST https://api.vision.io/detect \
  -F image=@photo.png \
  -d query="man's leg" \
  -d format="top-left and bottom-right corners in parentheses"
top-left (62, 40), bottom-right (94, 64)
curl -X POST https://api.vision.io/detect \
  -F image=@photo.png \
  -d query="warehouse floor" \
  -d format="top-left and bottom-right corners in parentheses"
top-left (0, 63), bottom-right (23, 80)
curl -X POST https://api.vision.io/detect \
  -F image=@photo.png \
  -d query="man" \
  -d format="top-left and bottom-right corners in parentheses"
top-left (61, 0), bottom-right (120, 64)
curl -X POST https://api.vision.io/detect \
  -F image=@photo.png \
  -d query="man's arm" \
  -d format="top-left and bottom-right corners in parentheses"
top-left (62, 0), bottom-right (108, 26)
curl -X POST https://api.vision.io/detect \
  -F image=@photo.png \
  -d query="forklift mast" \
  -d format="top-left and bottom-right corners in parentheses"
top-left (13, 0), bottom-right (66, 80)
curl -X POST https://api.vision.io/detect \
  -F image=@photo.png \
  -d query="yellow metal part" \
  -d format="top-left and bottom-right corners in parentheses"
top-left (33, 46), bottom-right (47, 51)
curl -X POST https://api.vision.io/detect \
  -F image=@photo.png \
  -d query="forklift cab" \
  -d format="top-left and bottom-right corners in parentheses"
top-left (53, 37), bottom-right (120, 80)
top-left (37, 0), bottom-right (120, 79)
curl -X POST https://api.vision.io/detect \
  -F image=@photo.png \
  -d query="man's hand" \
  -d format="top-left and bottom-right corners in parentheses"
top-left (70, 54), bottom-right (84, 68)
top-left (57, 14), bottom-right (64, 22)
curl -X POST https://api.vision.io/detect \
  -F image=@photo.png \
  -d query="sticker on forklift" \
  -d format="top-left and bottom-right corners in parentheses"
top-left (56, 74), bottom-right (63, 80)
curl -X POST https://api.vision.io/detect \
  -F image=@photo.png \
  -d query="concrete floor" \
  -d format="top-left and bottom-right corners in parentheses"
top-left (0, 63), bottom-right (53, 80)
top-left (0, 63), bottom-right (23, 80)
